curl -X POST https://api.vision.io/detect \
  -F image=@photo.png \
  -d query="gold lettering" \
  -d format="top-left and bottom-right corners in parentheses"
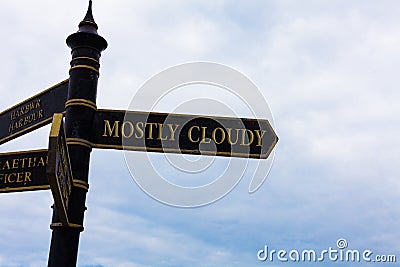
top-left (12, 159), bottom-right (19, 169)
top-left (146, 123), bottom-right (157, 140)
top-left (23, 114), bottom-right (30, 126)
top-left (212, 127), bottom-right (226, 145)
top-left (8, 100), bottom-right (43, 126)
top-left (188, 126), bottom-right (200, 143)
top-left (240, 129), bottom-right (254, 146)
top-left (121, 121), bottom-right (134, 138)
top-left (37, 156), bottom-right (46, 167)
top-left (167, 124), bottom-right (180, 141)
top-left (28, 102), bottom-right (34, 112)
top-left (103, 120), bottom-right (119, 137)
top-left (200, 126), bottom-right (211, 143)
top-left (28, 157), bottom-right (36, 168)
top-left (7, 173), bottom-right (16, 183)
top-left (3, 160), bottom-right (10, 170)
top-left (254, 130), bottom-right (266, 146)
top-left (9, 121), bottom-right (18, 132)
top-left (157, 123), bottom-right (168, 140)
top-left (24, 172), bottom-right (32, 184)
top-left (20, 158), bottom-right (27, 168)
top-left (226, 128), bottom-right (240, 145)
top-left (16, 172), bottom-right (23, 183)
top-left (0, 171), bottom-right (34, 185)
top-left (135, 122), bottom-right (144, 139)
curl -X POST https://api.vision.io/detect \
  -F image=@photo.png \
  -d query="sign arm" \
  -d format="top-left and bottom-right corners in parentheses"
top-left (0, 79), bottom-right (68, 145)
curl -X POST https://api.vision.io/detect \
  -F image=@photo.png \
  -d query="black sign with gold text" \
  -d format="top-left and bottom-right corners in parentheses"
top-left (91, 109), bottom-right (278, 159)
top-left (47, 114), bottom-right (73, 226)
top-left (0, 80), bottom-right (69, 145)
top-left (0, 149), bottom-right (49, 193)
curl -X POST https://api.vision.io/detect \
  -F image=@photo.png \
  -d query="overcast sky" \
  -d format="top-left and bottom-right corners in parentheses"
top-left (0, 0), bottom-right (400, 266)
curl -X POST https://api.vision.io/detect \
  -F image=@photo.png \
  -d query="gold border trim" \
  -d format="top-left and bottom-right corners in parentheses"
top-left (71, 56), bottom-right (99, 64)
top-left (69, 65), bottom-right (99, 74)
top-left (0, 111), bottom-right (65, 144)
top-left (49, 113), bottom-right (63, 137)
top-left (0, 79), bottom-right (68, 144)
top-left (73, 179), bottom-right (89, 191)
top-left (66, 138), bottom-right (93, 149)
top-left (80, 20), bottom-right (97, 27)
top-left (0, 111), bottom-right (67, 145)
top-left (50, 222), bottom-right (84, 231)
top-left (0, 118), bottom-right (52, 144)
top-left (262, 134), bottom-right (278, 160)
top-left (92, 143), bottom-right (270, 159)
top-left (0, 79), bottom-right (69, 116)
top-left (65, 99), bottom-right (97, 110)
top-left (68, 223), bottom-right (84, 229)
top-left (0, 185), bottom-right (50, 193)
top-left (0, 148), bottom-right (48, 156)
top-left (97, 108), bottom-right (271, 125)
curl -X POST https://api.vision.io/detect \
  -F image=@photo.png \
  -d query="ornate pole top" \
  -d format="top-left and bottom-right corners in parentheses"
top-left (78, 0), bottom-right (98, 34)
top-left (66, 0), bottom-right (107, 52)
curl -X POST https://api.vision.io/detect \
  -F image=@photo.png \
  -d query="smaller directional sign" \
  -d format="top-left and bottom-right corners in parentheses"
top-left (47, 113), bottom-right (73, 226)
top-left (0, 79), bottom-right (69, 145)
top-left (0, 149), bottom-right (49, 193)
top-left (91, 109), bottom-right (278, 159)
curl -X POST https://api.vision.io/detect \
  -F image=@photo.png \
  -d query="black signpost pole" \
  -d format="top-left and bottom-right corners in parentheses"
top-left (47, 1), bottom-right (107, 266)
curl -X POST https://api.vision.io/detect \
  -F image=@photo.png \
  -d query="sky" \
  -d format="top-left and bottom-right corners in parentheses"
top-left (0, 0), bottom-right (400, 266)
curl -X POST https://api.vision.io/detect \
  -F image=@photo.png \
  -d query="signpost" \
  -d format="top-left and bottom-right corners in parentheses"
top-left (0, 80), bottom-right (69, 145)
top-left (0, 149), bottom-right (49, 193)
top-left (0, 1), bottom-right (278, 266)
top-left (47, 113), bottom-right (73, 226)
top-left (91, 109), bottom-right (278, 159)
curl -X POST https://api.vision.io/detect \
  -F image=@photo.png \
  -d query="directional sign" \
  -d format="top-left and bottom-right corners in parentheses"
top-left (47, 113), bottom-right (73, 226)
top-left (0, 79), bottom-right (69, 145)
top-left (90, 109), bottom-right (278, 159)
top-left (0, 149), bottom-right (49, 193)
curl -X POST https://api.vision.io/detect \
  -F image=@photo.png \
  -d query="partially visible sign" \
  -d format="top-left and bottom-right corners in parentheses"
top-left (0, 80), bottom-right (69, 145)
top-left (0, 149), bottom-right (49, 193)
top-left (47, 113), bottom-right (73, 226)
top-left (91, 109), bottom-right (278, 159)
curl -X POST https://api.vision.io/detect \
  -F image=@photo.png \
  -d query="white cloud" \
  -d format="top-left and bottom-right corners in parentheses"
top-left (79, 206), bottom-right (236, 266)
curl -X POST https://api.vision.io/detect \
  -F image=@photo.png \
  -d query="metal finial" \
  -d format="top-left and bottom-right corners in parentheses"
top-left (67, 0), bottom-right (107, 51)
top-left (78, 0), bottom-right (98, 34)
